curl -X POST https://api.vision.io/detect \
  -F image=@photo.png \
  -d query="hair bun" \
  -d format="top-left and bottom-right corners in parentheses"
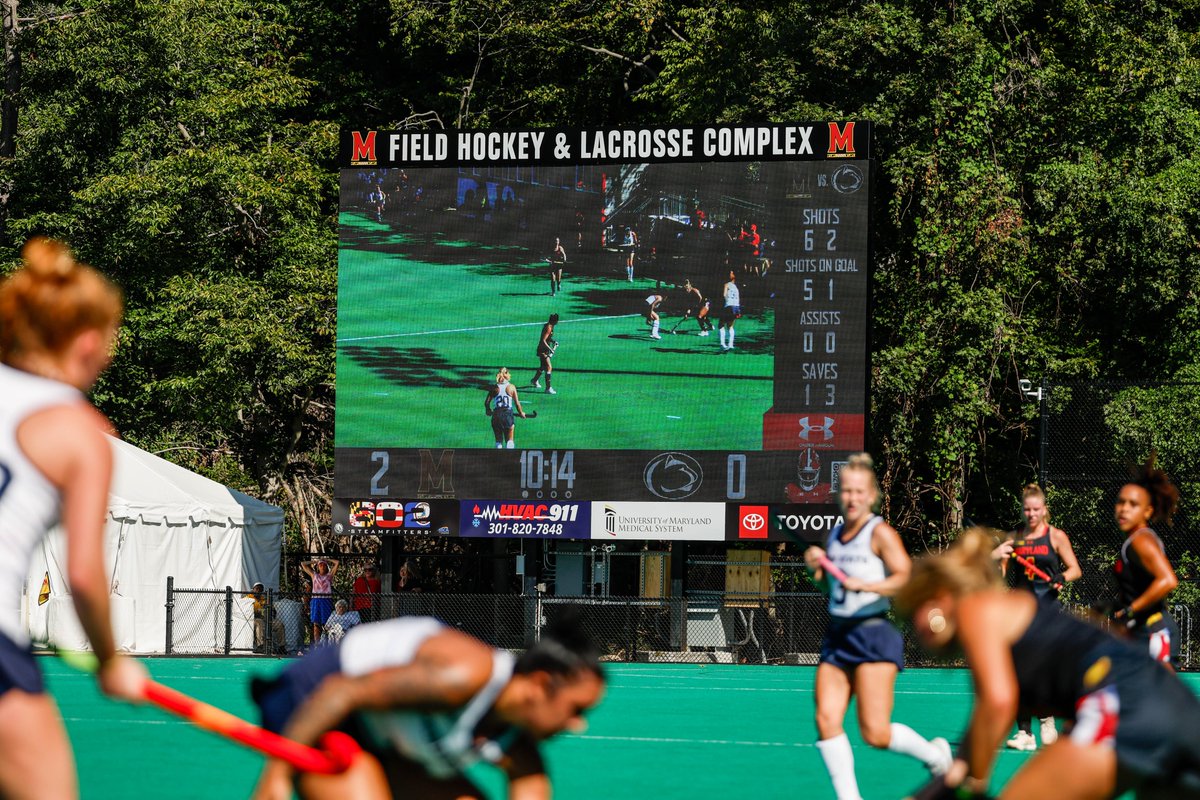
top-left (21, 237), bottom-right (76, 281)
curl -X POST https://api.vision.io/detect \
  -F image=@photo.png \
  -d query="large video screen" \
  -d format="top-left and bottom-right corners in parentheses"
top-left (334, 124), bottom-right (870, 540)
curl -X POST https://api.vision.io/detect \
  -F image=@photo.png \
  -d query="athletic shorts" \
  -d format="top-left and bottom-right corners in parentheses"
top-left (491, 409), bottom-right (515, 437)
top-left (253, 639), bottom-right (344, 734)
top-left (820, 616), bottom-right (904, 670)
top-left (310, 596), bottom-right (333, 625)
top-left (720, 305), bottom-right (741, 324)
top-left (0, 630), bottom-right (43, 697)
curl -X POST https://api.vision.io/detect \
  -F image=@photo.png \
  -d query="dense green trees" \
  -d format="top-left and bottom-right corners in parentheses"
top-left (4, 0), bottom-right (1199, 550)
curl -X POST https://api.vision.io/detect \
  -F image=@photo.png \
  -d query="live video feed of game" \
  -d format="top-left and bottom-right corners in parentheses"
top-left (334, 123), bottom-right (871, 541)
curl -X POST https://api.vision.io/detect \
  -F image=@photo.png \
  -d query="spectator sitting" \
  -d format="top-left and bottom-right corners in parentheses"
top-left (322, 599), bottom-right (361, 642)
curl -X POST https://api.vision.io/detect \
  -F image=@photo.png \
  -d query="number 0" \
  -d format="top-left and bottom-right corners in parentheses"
top-left (727, 454), bottom-right (747, 500)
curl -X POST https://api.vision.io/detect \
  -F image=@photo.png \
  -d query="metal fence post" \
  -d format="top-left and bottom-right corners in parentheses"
top-left (266, 588), bottom-right (274, 656)
top-left (165, 576), bottom-right (174, 655)
top-left (1038, 379), bottom-right (1049, 489)
top-left (224, 586), bottom-right (233, 655)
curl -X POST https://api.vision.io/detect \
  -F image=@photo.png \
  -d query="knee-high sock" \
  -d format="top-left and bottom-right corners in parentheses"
top-left (816, 734), bottom-right (863, 800)
top-left (887, 723), bottom-right (943, 768)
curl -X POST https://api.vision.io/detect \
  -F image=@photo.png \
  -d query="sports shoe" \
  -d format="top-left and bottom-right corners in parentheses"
top-left (698, 330), bottom-right (709, 336)
top-left (1040, 717), bottom-right (1058, 746)
top-left (1006, 730), bottom-right (1036, 751)
top-left (928, 737), bottom-right (953, 776)
top-left (546, 387), bottom-right (556, 394)
top-left (531, 380), bottom-right (540, 388)
top-left (651, 333), bottom-right (661, 339)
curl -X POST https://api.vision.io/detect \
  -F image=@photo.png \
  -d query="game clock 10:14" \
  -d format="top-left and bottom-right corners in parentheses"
top-left (334, 447), bottom-right (861, 504)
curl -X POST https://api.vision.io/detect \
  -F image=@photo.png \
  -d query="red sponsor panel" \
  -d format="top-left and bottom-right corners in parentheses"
top-left (738, 505), bottom-right (769, 539)
top-left (762, 411), bottom-right (865, 451)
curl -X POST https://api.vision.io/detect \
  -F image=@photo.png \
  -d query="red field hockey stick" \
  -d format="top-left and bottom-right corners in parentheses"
top-left (1010, 553), bottom-right (1064, 590)
top-left (56, 650), bottom-right (358, 774)
top-left (817, 554), bottom-right (851, 584)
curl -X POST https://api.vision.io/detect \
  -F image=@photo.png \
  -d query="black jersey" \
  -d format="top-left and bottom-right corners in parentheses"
top-left (1114, 528), bottom-right (1168, 626)
top-left (1009, 600), bottom-right (1200, 793)
top-left (1006, 528), bottom-right (1060, 600)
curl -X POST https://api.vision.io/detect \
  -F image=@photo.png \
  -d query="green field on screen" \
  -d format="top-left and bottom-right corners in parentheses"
top-left (335, 213), bottom-right (774, 451)
top-left (52, 658), bottom-right (1194, 798)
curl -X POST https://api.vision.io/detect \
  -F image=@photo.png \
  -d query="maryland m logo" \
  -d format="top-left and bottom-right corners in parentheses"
top-left (350, 131), bottom-right (378, 165)
top-left (827, 122), bottom-right (856, 158)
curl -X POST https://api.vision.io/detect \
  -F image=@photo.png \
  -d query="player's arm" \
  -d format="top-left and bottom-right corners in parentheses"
top-left (539, 325), bottom-right (552, 350)
top-left (956, 592), bottom-right (1019, 791)
top-left (1050, 527), bottom-right (1082, 583)
top-left (505, 736), bottom-right (550, 800)
top-left (845, 522), bottom-right (910, 595)
top-left (510, 386), bottom-right (525, 418)
top-left (1117, 533), bottom-right (1178, 618)
top-left (18, 405), bottom-right (146, 701)
top-left (485, 388), bottom-right (496, 416)
top-left (802, 546), bottom-right (835, 595)
top-left (281, 655), bottom-right (489, 749)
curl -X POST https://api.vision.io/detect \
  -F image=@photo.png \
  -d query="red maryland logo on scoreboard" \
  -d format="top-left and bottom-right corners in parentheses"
top-left (761, 411), bottom-right (865, 451)
top-left (826, 122), bottom-right (856, 158)
top-left (350, 130), bottom-right (378, 166)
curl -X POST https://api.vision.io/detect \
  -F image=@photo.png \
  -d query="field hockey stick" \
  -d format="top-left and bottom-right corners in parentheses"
top-left (987, 531), bottom-right (1063, 590)
top-left (521, 410), bottom-right (538, 419)
top-left (55, 650), bottom-right (359, 774)
top-left (817, 554), bottom-right (850, 584)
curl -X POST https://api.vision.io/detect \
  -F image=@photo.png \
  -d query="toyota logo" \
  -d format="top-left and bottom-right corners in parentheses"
top-left (643, 452), bottom-right (703, 500)
top-left (742, 513), bottom-right (766, 531)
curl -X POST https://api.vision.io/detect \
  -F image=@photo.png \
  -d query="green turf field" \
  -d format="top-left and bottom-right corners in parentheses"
top-left (56, 658), bottom-right (1197, 798)
top-left (335, 212), bottom-right (774, 451)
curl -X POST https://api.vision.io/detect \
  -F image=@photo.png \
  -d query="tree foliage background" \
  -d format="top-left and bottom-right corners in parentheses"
top-left (4, 0), bottom-right (1200, 559)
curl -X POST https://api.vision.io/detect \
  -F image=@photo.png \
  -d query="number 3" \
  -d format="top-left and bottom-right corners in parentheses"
top-left (0, 464), bottom-right (11, 503)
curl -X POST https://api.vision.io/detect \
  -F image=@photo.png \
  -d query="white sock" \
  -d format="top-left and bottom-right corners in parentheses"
top-left (816, 734), bottom-right (863, 800)
top-left (887, 723), bottom-right (942, 767)
top-left (651, 320), bottom-right (659, 335)
top-left (728, 328), bottom-right (735, 348)
top-left (719, 328), bottom-right (727, 348)
top-left (506, 440), bottom-right (515, 449)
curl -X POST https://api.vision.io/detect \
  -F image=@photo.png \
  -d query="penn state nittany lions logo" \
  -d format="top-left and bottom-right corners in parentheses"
top-left (643, 452), bottom-right (703, 500)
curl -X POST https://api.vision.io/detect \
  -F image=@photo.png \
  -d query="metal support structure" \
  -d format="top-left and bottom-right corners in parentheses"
top-left (164, 575), bottom-right (174, 655)
top-left (223, 586), bottom-right (233, 655)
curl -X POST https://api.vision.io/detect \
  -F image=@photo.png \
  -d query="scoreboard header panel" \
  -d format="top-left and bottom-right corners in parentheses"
top-left (334, 123), bottom-right (871, 536)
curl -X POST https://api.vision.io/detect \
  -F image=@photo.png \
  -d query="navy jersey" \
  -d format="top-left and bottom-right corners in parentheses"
top-left (1114, 529), bottom-right (1168, 626)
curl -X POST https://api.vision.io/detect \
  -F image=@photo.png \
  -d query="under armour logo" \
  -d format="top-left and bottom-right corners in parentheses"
top-left (798, 416), bottom-right (835, 441)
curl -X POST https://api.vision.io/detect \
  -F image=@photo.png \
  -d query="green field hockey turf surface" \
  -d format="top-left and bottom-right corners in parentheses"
top-left (336, 213), bottom-right (774, 451)
top-left (54, 658), bottom-right (1198, 798)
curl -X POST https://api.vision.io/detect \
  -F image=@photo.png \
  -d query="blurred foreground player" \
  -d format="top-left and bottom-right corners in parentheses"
top-left (803, 454), bottom-right (951, 800)
top-left (250, 615), bottom-right (606, 800)
top-left (0, 237), bottom-right (147, 798)
top-left (898, 528), bottom-right (1200, 800)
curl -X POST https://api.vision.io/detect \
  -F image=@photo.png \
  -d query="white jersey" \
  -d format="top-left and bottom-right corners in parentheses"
top-left (491, 381), bottom-right (513, 412)
top-left (340, 617), bottom-right (517, 778)
top-left (0, 364), bottom-right (82, 644)
top-left (825, 515), bottom-right (891, 619)
top-left (645, 294), bottom-right (660, 306)
top-left (723, 282), bottom-right (740, 307)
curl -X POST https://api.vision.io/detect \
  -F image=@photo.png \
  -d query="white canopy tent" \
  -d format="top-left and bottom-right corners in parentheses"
top-left (23, 436), bottom-right (283, 654)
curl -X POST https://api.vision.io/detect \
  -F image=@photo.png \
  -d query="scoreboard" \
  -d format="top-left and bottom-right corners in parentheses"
top-left (334, 123), bottom-right (870, 541)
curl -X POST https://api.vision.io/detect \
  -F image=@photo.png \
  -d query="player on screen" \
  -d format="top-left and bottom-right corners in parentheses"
top-left (668, 280), bottom-right (711, 336)
top-left (644, 293), bottom-right (664, 340)
top-left (803, 454), bottom-right (952, 800)
top-left (546, 237), bottom-right (567, 297)
top-left (530, 314), bottom-right (559, 395)
top-left (250, 614), bottom-right (606, 800)
top-left (1102, 457), bottom-right (1182, 669)
top-left (718, 270), bottom-right (741, 351)
top-left (897, 528), bottom-right (1200, 800)
top-left (0, 237), bottom-right (148, 798)
top-left (621, 225), bottom-right (638, 282)
top-left (484, 367), bottom-right (526, 449)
